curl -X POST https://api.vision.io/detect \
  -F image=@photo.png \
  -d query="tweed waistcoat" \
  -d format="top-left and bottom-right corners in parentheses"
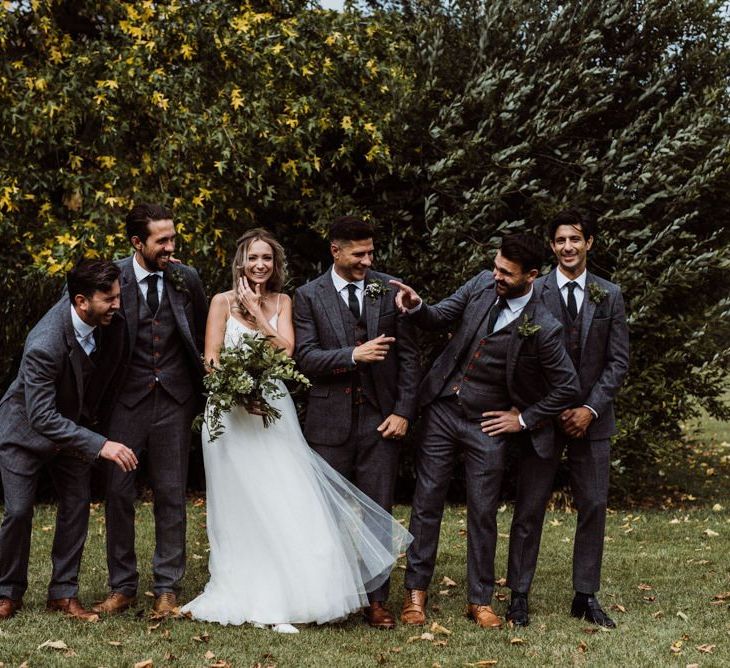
top-left (337, 295), bottom-right (379, 410)
top-left (118, 287), bottom-right (193, 408)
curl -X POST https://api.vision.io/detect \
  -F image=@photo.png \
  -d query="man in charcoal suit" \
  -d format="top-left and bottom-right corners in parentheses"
top-left (294, 216), bottom-right (421, 629)
top-left (390, 233), bottom-right (579, 629)
top-left (505, 209), bottom-right (629, 628)
top-left (94, 203), bottom-right (207, 616)
top-left (0, 259), bottom-right (137, 621)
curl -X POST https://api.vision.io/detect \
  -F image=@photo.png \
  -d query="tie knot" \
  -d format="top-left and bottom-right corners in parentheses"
top-left (347, 284), bottom-right (357, 296)
top-left (566, 281), bottom-right (578, 293)
top-left (148, 274), bottom-right (159, 287)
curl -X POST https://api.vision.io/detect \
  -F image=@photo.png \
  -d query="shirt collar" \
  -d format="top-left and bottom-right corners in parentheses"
top-left (133, 254), bottom-right (163, 284)
top-left (70, 304), bottom-right (95, 339)
top-left (330, 265), bottom-right (365, 293)
top-left (556, 267), bottom-right (587, 290)
top-left (505, 286), bottom-right (533, 313)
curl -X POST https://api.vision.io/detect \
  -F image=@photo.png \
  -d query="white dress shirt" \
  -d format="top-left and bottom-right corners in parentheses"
top-left (556, 268), bottom-right (587, 313)
top-left (133, 254), bottom-right (164, 303)
top-left (330, 266), bottom-right (364, 312)
top-left (70, 306), bottom-right (97, 356)
top-left (492, 287), bottom-right (534, 333)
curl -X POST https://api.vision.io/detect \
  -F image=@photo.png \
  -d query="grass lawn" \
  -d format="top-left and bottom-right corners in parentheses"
top-left (1, 413), bottom-right (728, 667)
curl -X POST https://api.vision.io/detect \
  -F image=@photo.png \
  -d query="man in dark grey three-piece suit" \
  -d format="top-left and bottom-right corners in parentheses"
top-left (294, 217), bottom-right (421, 629)
top-left (391, 234), bottom-right (579, 630)
top-left (505, 210), bottom-right (629, 629)
top-left (94, 204), bottom-right (207, 616)
top-left (0, 259), bottom-right (137, 621)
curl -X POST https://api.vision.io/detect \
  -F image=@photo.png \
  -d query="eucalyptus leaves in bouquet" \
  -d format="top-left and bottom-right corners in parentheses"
top-left (194, 333), bottom-right (310, 441)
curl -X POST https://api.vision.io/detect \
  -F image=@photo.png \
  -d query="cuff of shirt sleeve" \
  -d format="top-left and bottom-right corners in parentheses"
top-left (583, 405), bottom-right (598, 419)
top-left (407, 302), bottom-right (423, 315)
top-left (518, 414), bottom-right (527, 430)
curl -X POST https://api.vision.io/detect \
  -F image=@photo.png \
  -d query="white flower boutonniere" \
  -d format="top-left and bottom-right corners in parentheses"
top-left (588, 283), bottom-right (608, 304)
top-left (364, 278), bottom-right (390, 302)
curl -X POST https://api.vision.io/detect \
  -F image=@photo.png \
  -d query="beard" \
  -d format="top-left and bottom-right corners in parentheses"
top-left (139, 247), bottom-right (170, 271)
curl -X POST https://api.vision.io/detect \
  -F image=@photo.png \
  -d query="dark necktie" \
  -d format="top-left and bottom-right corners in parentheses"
top-left (486, 297), bottom-right (507, 335)
top-left (89, 327), bottom-right (101, 362)
top-left (566, 281), bottom-right (578, 320)
top-left (346, 284), bottom-right (360, 320)
top-left (146, 274), bottom-right (160, 314)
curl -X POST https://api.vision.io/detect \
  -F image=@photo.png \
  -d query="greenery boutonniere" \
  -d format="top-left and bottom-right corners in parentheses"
top-left (364, 278), bottom-right (390, 302)
top-left (169, 267), bottom-right (190, 295)
top-left (588, 282), bottom-right (608, 304)
top-left (517, 313), bottom-right (541, 338)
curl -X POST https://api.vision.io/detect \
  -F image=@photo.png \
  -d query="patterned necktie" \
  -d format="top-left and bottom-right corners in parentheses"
top-left (346, 284), bottom-right (360, 320)
top-left (147, 274), bottom-right (160, 314)
top-left (486, 297), bottom-right (507, 334)
top-left (566, 281), bottom-right (578, 320)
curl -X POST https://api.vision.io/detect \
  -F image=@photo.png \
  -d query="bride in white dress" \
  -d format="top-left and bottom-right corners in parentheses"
top-left (182, 229), bottom-right (412, 632)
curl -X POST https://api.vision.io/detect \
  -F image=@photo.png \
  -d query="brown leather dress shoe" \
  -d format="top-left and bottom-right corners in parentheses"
top-left (152, 592), bottom-right (178, 615)
top-left (47, 597), bottom-right (99, 622)
top-left (364, 601), bottom-right (396, 629)
top-left (0, 597), bottom-right (21, 620)
top-left (401, 589), bottom-right (428, 625)
top-left (92, 592), bottom-right (136, 615)
top-left (466, 603), bottom-right (503, 629)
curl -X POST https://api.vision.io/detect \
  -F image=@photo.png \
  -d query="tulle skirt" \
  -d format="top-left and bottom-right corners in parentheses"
top-left (181, 385), bottom-right (412, 626)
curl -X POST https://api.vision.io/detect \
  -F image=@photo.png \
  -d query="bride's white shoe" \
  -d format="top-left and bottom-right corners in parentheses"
top-left (272, 623), bottom-right (299, 634)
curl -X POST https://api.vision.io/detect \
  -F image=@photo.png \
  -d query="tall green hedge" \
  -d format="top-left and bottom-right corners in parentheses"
top-left (1, 0), bottom-right (728, 494)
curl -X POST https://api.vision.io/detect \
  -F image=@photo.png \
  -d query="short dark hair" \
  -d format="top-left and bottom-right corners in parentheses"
top-left (547, 208), bottom-right (595, 243)
top-left (499, 233), bottom-right (545, 273)
top-left (67, 258), bottom-right (121, 300)
top-left (125, 203), bottom-right (174, 243)
top-left (328, 216), bottom-right (374, 243)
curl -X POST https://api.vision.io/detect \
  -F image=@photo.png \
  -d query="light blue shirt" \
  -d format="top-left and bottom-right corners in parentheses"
top-left (492, 287), bottom-right (534, 333)
top-left (330, 266), bottom-right (364, 311)
top-left (70, 305), bottom-right (96, 355)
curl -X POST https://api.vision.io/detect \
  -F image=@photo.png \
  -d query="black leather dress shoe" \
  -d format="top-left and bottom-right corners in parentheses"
top-left (570, 594), bottom-right (616, 628)
top-left (506, 593), bottom-right (529, 627)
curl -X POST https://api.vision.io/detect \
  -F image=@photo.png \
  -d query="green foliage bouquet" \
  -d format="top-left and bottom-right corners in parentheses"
top-left (194, 334), bottom-right (310, 441)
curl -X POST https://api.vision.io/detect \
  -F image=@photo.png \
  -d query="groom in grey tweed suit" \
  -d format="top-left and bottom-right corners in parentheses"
top-left (0, 259), bottom-right (137, 621)
top-left (506, 209), bottom-right (629, 629)
top-left (294, 217), bottom-right (420, 629)
top-left (94, 204), bottom-right (207, 616)
top-left (391, 234), bottom-right (579, 630)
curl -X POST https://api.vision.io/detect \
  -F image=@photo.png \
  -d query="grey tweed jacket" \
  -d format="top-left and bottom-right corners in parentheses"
top-left (0, 297), bottom-right (124, 474)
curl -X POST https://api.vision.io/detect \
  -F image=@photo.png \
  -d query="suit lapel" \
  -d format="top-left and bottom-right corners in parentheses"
top-left (317, 271), bottom-right (348, 347)
top-left (506, 298), bottom-right (534, 390)
top-left (120, 257), bottom-right (139, 351)
top-left (63, 304), bottom-right (85, 411)
top-left (541, 269), bottom-right (564, 319)
top-left (580, 272), bottom-right (597, 352)
top-left (365, 274), bottom-right (382, 340)
top-left (164, 267), bottom-right (195, 351)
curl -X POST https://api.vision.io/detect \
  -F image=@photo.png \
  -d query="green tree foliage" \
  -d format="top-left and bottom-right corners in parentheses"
top-left (1, 0), bottom-right (728, 493)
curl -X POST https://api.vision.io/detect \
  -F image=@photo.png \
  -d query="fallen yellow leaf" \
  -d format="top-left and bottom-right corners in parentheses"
top-left (696, 644), bottom-right (716, 654)
top-left (431, 622), bottom-right (452, 636)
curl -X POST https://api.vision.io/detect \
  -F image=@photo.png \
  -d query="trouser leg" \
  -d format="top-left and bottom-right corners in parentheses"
top-left (0, 465), bottom-right (38, 600)
top-left (569, 438), bottom-right (610, 593)
top-left (47, 455), bottom-right (92, 600)
top-left (506, 439), bottom-right (561, 593)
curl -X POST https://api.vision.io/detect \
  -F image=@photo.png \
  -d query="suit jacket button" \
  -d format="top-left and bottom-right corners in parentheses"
top-left (463, 376), bottom-right (470, 382)
top-left (344, 387), bottom-right (352, 394)
top-left (452, 384), bottom-right (459, 392)
top-left (479, 339), bottom-right (486, 346)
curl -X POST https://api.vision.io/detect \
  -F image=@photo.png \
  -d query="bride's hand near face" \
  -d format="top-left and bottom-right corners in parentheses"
top-left (237, 277), bottom-right (265, 319)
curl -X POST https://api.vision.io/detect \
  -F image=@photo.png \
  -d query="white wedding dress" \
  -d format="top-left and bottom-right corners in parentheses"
top-left (182, 312), bottom-right (412, 627)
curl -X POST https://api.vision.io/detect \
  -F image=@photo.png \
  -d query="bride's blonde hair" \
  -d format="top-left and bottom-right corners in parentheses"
top-left (232, 228), bottom-right (288, 297)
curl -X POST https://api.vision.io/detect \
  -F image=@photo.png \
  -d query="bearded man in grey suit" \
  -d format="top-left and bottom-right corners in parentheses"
top-left (505, 210), bottom-right (629, 628)
top-left (294, 216), bottom-right (421, 629)
top-left (94, 203), bottom-right (207, 616)
top-left (391, 234), bottom-right (579, 630)
top-left (0, 259), bottom-right (137, 621)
